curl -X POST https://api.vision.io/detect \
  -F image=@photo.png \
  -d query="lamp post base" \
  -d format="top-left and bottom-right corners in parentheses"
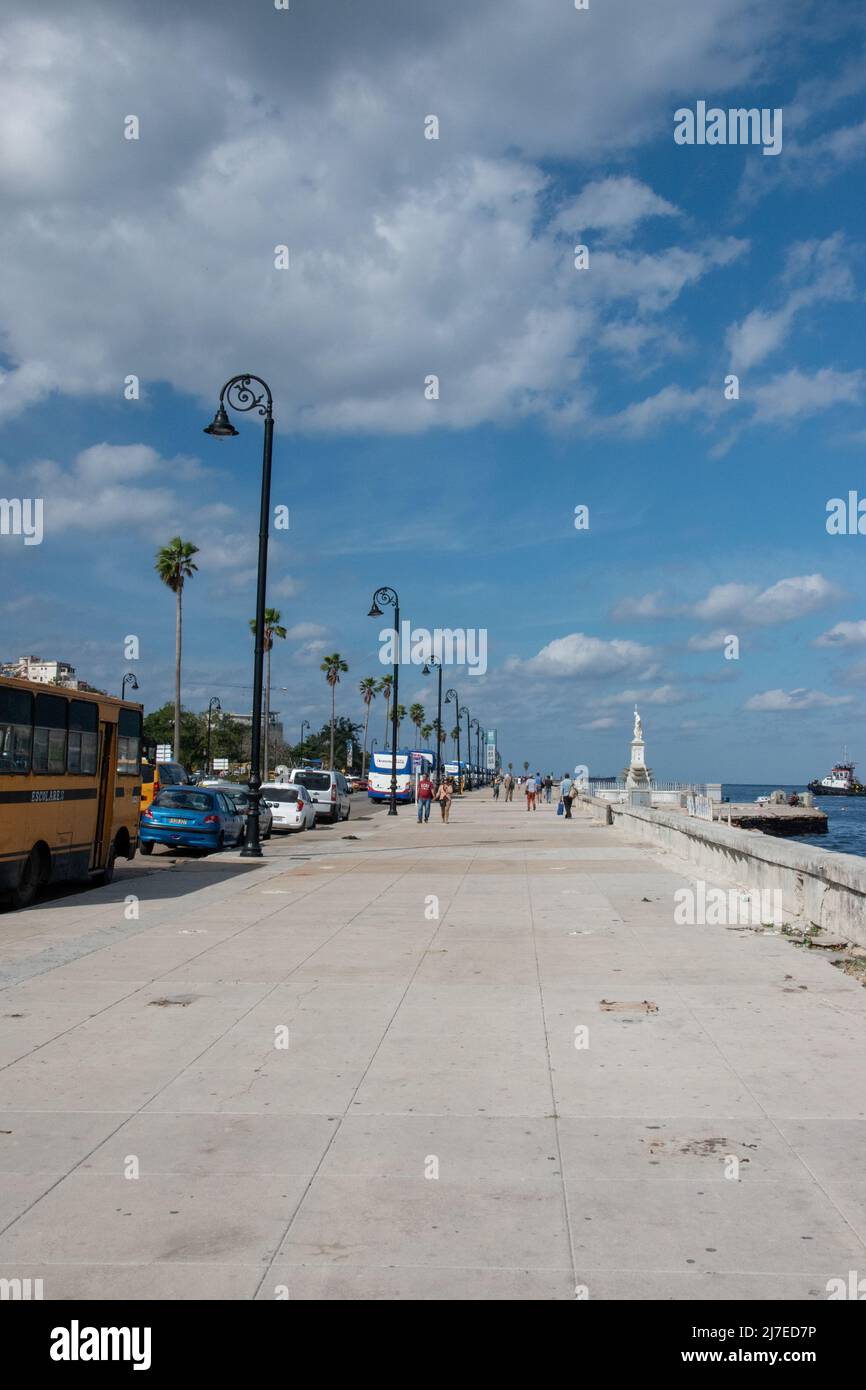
top-left (240, 844), bottom-right (263, 858)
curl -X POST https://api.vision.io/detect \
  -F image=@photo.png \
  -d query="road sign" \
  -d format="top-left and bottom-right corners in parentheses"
top-left (212, 757), bottom-right (229, 771)
top-left (156, 744), bottom-right (172, 761)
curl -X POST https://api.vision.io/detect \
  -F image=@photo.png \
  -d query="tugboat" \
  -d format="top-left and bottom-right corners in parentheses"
top-left (807, 759), bottom-right (866, 796)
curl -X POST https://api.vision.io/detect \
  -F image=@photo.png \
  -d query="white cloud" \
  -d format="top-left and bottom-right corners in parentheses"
top-left (744, 688), bottom-right (854, 711)
top-left (607, 684), bottom-right (691, 705)
top-left (507, 632), bottom-right (658, 680)
top-left (687, 629), bottom-right (731, 651)
top-left (814, 620), bottom-right (866, 649)
top-left (725, 234), bottom-right (854, 372)
top-left (553, 176), bottom-right (679, 236)
top-left (610, 592), bottom-right (668, 621)
top-left (286, 622), bottom-right (327, 640)
top-left (692, 574), bottom-right (840, 626)
top-left (0, 0), bottom-right (782, 435)
top-left (751, 368), bottom-right (865, 424)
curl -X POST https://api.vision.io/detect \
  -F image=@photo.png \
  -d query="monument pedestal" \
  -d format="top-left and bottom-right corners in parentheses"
top-left (622, 728), bottom-right (653, 806)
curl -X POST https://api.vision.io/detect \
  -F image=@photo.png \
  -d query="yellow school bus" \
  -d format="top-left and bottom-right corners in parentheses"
top-left (0, 675), bottom-right (143, 909)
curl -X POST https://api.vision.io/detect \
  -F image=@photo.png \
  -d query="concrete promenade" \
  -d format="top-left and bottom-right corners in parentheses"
top-left (1, 791), bottom-right (866, 1300)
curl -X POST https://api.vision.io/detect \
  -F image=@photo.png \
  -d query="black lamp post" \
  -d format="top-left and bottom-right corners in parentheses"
top-left (299, 718), bottom-right (310, 757)
top-left (471, 717), bottom-right (482, 786)
top-left (445, 688), bottom-right (461, 791)
top-left (422, 655), bottom-right (444, 785)
top-left (205, 696), bottom-right (221, 776)
top-left (121, 672), bottom-right (139, 700)
top-left (462, 706), bottom-right (473, 790)
top-left (204, 374), bottom-right (274, 857)
top-left (368, 587), bottom-right (400, 815)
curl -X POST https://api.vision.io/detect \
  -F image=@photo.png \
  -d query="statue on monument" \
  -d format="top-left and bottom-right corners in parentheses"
top-left (633, 706), bottom-right (643, 743)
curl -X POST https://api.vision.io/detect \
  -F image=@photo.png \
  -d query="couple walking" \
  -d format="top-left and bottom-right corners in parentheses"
top-left (417, 772), bottom-right (454, 824)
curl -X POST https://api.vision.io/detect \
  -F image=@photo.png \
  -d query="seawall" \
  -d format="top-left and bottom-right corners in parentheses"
top-left (578, 794), bottom-right (866, 946)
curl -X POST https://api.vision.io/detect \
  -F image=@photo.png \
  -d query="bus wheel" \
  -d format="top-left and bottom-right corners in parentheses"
top-left (96, 842), bottom-right (117, 887)
top-left (10, 848), bottom-right (45, 911)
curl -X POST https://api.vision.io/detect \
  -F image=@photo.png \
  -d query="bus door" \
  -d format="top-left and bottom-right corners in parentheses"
top-left (91, 720), bottom-right (116, 870)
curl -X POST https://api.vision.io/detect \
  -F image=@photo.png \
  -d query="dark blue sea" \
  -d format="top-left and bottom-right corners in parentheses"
top-left (723, 784), bottom-right (866, 858)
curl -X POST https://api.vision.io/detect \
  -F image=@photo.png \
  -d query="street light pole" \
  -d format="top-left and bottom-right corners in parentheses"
top-left (205, 696), bottom-right (221, 776)
top-left (299, 718), bottom-right (310, 757)
top-left (471, 717), bottom-right (481, 786)
top-left (121, 672), bottom-right (139, 701)
top-left (368, 587), bottom-right (400, 815)
top-left (204, 374), bottom-right (274, 857)
top-left (445, 688), bottom-right (460, 792)
top-left (462, 706), bottom-right (472, 790)
top-left (422, 656), bottom-right (443, 785)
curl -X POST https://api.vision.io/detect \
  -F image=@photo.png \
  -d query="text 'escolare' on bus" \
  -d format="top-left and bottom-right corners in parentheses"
top-left (0, 675), bottom-right (143, 910)
top-left (367, 749), bottom-right (434, 802)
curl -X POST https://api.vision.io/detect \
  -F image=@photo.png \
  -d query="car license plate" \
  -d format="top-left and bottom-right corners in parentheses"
top-left (167, 818), bottom-right (187, 825)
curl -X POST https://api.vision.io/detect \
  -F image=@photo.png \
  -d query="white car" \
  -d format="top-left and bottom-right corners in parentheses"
top-left (286, 767), bottom-right (352, 823)
top-left (260, 781), bottom-right (317, 833)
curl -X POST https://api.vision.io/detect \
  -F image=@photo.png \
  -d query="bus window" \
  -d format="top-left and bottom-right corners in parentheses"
top-left (117, 708), bottom-right (142, 775)
top-left (68, 700), bottom-right (99, 775)
top-left (0, 687), bottom-right (32, 775)
top-left (32, 693), bottom-right (67, 775)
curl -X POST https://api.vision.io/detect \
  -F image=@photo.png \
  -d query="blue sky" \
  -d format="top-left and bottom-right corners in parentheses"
top-left (2, 0), bottom-right (866, 780)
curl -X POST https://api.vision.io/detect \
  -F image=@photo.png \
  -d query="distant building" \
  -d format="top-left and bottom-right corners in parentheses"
top-left (223, 710), bottom-right (284, 758)
top-left (1, 655), bottom-right (78, 687)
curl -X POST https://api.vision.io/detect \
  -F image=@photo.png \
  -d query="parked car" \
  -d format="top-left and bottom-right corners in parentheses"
top-left (260, 782), bottom-right (317, 833)
top-left (139, 786), bottom-right (244, 855)
top-left (200, 781), bottom-right (272, 839)
top-left (287, 767), bottom-right (352, 823)
top-left (139, 760), bottom-right (190, 814)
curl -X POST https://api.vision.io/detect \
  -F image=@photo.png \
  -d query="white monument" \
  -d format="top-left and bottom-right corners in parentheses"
top-left (622, 706), bottom-right (653, 803)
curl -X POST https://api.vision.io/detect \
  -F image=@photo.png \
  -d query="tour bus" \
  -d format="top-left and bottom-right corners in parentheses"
top-left (0, 674), bottom-right (143, 909)
top-left (367, 748), bottom-right (434, 803)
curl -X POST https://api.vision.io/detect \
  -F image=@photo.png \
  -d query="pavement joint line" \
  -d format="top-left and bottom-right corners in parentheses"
top-left (0, 851), bottom-right (415, 1244)
top-left (252, 838), bottom-right (479, 1300)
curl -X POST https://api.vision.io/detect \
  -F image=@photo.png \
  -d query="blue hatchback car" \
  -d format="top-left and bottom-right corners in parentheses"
top-left (139, 786), bottom-right (245, 855)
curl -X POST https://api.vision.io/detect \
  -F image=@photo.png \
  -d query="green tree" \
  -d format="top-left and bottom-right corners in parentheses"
top-left (250, 607), bottom-right (287, 781)
top-left (359, 677), bottom-right (377, 777)
top-left (421, 723), bottom-right (433, 746)
top-left (377, 674), bottom-right (393, 741)
top-left (409, 702), bottom-right (425, 747)
top-left (320, 652), bottom-right (349, 769)
top-left (155, 537), bottom-right (199, 762)
top-left (394, 704), bottom-right (407, 741)
top-left (451, 725), bottom-right (460, 757)
top-left (143, 703), bottom-right (205, 770)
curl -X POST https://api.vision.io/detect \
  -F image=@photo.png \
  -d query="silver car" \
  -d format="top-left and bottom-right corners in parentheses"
top-left (260, 782), bottom-right (317, 833)
top-left (200, 782), bottom-right (273, 839)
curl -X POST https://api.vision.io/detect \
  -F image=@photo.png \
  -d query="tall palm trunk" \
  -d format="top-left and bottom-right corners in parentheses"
top-left (174, 587), bottom-right (183, 761)
top-left (362, 702), bottom-right (371, 777)
top-left (329, 682), bottom-right (336, 768)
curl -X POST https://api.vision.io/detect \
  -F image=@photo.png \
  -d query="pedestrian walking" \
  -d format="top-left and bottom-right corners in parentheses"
top-left (559, 772), bottom-right (574, 819)
top-left (543, 774), bottom-right (552, 804)
top-left (437, 777), bottom-right (454, 822)
top-left (492, 775), bottom-right (501, 800)
top-left (525, 773), bottom-right (537, 810)
top-left (416, 769), bottom-right (434, 823)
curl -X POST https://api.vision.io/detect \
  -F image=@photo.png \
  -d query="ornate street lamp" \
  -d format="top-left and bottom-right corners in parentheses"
top-left (121, 672), bottom-right (139, 700)
top-left (471, 717), bottom-right (482, 786)
top-left (462, 706), bottom-right (473, 790)
top-left (204, 374), bottom-right (274, 856)
top-left (205, 696), bottom-right (221, 776)
top-left (368, 586), bottom-right (400, 814)
top-left (422, 655), bottom-right (444, 785)
top-left (445, 688), bottom-right (461, 792)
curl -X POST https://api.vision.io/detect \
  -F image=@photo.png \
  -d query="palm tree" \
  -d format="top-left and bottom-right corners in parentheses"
top-left (394, 704), bottom-right (407, 741)
top-left (523, 760), bottom-right (529, 775)
top-left (451, 725), bottom-right (460, 757)
top-left (377, 674), bottom-right (393, 742)
top-left (359, 677), bottom-right (377, 776)
top-left (249, 607), bottom-right (286, 781)
top-left (409, 702), bottom-right (425, 748)
top-left (421, 723), bottom-right (433, 746)
top-left (321, 653), bottom-right (348, 768)
top-left (155, 537), bottom-right (199, 762)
